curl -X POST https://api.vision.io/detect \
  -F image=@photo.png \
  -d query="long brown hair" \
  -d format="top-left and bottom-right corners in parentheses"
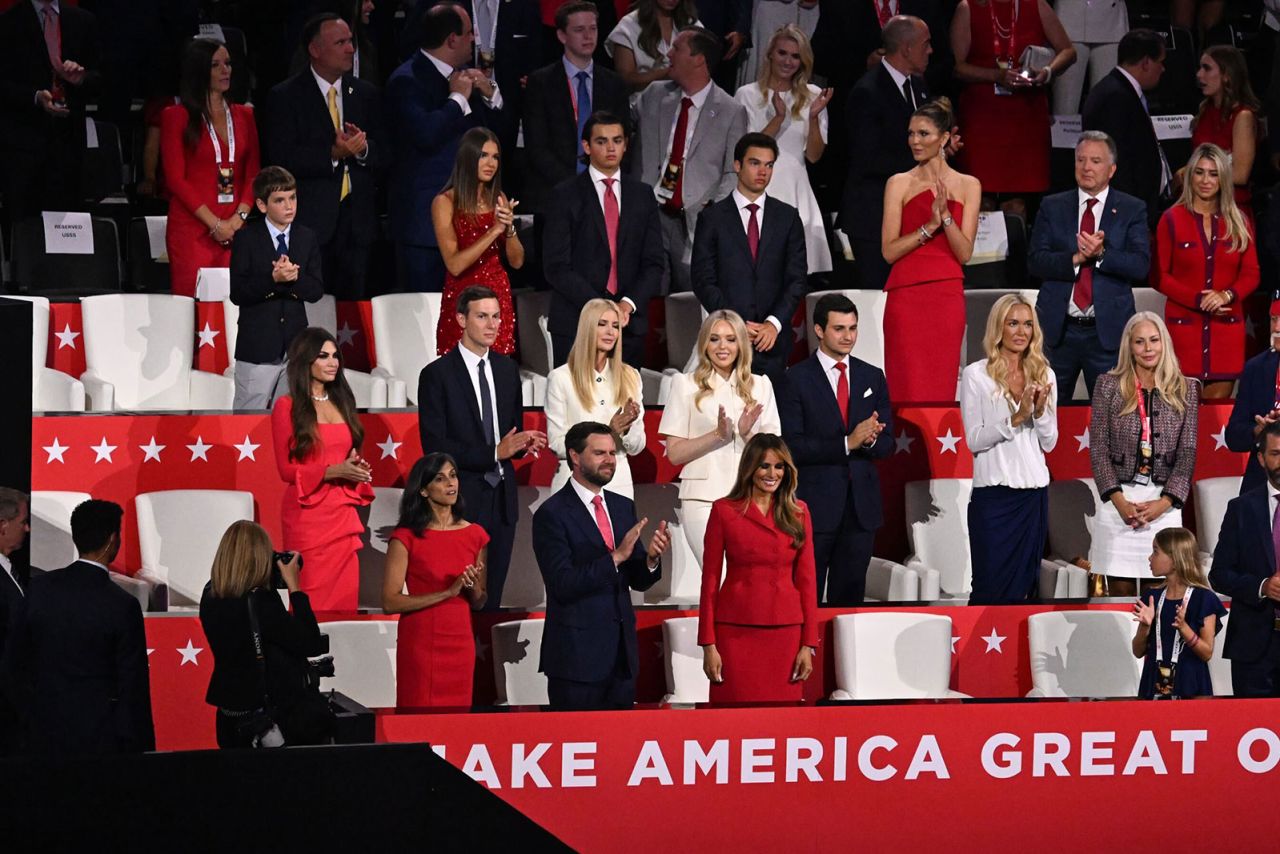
top-left (635, 0), bottom-right (698, 60)
top-left (284, 327), bottom-right (364, 462)
top-left (724, 434), bottom-right (806, 549)
top-left (1194, 45), bottom-right (1261, 133)
top-left (209, 520), bottom-right (274, 598)
top-left (178, 38), bottom-right (229, 149)
top-left (442, 127), bottom-right (502, 215)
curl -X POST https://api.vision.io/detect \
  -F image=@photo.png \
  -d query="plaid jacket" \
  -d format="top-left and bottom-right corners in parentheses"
top-left (1089, 371), bottom-right (1201, 504)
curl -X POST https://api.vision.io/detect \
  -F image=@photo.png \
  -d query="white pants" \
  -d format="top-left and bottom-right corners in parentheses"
top-left (670, 499), bottom-right (717, 602)
top-left (1053, 41), bottom-right (1120, 115)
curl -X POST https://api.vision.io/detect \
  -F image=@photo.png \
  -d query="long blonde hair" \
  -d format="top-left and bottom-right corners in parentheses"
top-left (1153, 527), bottom-right (1211, 590)
top-left (1110, 312), bottom-right (1189, 415)
top-left (756, 24), bottom-right (814, 119)
top-left (982, 294), bottom-right (1052, 408)
top-left (565, 298), bottom-right (641, 410)
top-left (209, 520), bottom-right (274, 598)
top-left (692, 310), bottom-right (756, 412)
top-left (1176, 143), bottom-right (1251, 253)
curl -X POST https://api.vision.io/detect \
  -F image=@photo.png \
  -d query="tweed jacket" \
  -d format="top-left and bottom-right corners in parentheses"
top-left (1089, 371), bottom-right (1200, 504)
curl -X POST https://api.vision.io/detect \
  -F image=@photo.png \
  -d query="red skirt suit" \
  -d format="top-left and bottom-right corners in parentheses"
top-left (391, 524), bottom-right (489, 708)
top-left (698, 498), bottom-right (818, 703)
top-left (436, 209), bottom-right (516, 357)
top-left (160, 103), bottom-right (260, 297)
top-left (271, 398), bottom-right (374, 611)
top-left (1151, 205), bottom-right (1260, 382)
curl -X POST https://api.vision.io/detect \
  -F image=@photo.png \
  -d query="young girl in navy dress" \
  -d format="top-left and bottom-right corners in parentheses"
top-left (1131, 528), bottom-right (1227, 699)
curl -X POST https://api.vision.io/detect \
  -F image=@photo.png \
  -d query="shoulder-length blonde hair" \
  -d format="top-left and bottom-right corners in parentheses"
top-left (724, 433), bottom-right (806, 548)
top-left (982, 293), bottom-right (1052, 408)
top-left (1177, 143), bottom-right (1251, 253)
top-left (565, 298), bottom-right (641, 410)
top-left (756, 24), bottom-right (814, 119)
top-left (1153, 527), bottom-right (1211, 590)
top-left (1109, 312), bottom-right (1189, 415)
top-left (692, 309), bottom-right (756, 412)
top-left (209, 520), bottom-right (274, 598)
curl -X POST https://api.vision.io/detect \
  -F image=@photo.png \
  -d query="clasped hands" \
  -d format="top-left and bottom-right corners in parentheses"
top-left (448, 68), bottom-right (496, 100)
top-left (36, 61), bottom-right (86, 116)
top-left (1110, 492), bottom-right (1172, 530)
top-left (1198, 288), bottom-right (1231, 315)
top-left (1253, 409), bottom-right (1280, 437)
top-left (497, 426), bottom-right (547, 460)
top-left (702, 643), bottom-right (813, 684)
top-left (491, 194), bottom-right (519, 236)
top-left (745, 321), bottom-right (778, 353)
top-left (330, 121), bottom-right (368, 160)
top-left (327, 448), bottom-right (373, 483)
top-left (611, 517), bottom-right (671, 567)
top-left (714, 402), bottom-right (765, 445)
top-left (1262, 572), bottom-right (1280, 602)
top-left (449, 562), bottom-right (484, 596)
top-left (1072, 229), bottom-right (1105, 267)
top-left (1011, 383), bottom-right (1048, 427)
top-left (846, 410), bottom-right (885, 451)
top-left (271, 254), bottom-right (300, 283)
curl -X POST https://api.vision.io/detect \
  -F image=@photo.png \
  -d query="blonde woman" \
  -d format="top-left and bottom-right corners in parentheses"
top-left (733, 24), bottom-right (833, 273)
top-left (960, 294), bottom-right (1058, 603)
top-left (1152, 143), bottom-right (1260, 399)
top-left (659, 310), bottom-right (782, 569)
top-left (1089, 312), bottom-right (1201, 595)
top-left (546, 299), bottom-right (646, 499)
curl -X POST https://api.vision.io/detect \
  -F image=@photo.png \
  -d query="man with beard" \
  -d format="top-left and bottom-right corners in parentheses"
top-left (533, 421), bottom-right (670, 710)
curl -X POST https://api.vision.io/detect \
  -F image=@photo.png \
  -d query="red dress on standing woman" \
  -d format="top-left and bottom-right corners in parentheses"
top-left (1190, 104), bottom-right (1256, 220)
top-left (390, 524), bottom-right (489, 708)
top-left (884, 192), bottom-right (966, 403)
top-left (270, 398), bottom-right (374, 611)
top-left (160, 103), bottom-right (260, 297)
top-left (436, 209), bottom-right (516, 357)
top-left (957, 0), bottom-right (1051, 193)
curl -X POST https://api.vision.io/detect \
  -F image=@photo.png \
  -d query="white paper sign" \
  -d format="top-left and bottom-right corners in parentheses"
top-left (144, 216), bottom-right (168, 261)
top-left (1050, 114), bottom-right (1082, 149)
top-left (968, 211), bottom-right (1009, 265)
top-left (197, 23), bottom-right (226, 44)
top-left (42, 211), bottom-right (95, 255)
top-left (195, 266), bottom-right (231, 302)
top-left (85, 118), bottom-right (99, 149)
top-left (1152, 114), bottom-right (1194, 140)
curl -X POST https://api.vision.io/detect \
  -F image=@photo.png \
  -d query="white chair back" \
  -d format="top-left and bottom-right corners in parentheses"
top-left (9, 294), bottom-right (49, 393)
top-left (318, 619), bottom-right (399, 708)
top-left (904, 478), bottom-right (973, 596)
top-left (490, 619), bottom-right (549, 705)
top-left (804, 289), bottom-right (886, 369)
top-left (662, 617), bottom-right (709, 703)
top-left (371, 293), bottom-right (439, 404)
top-left (831, 613), bottom-right (954, 699)
top-left (665, 292), bottom-right (704, 370)
top-left (1046, 478), bottom-right (1101, 563)
top-left (134, 489), bottom-right (254, 605)
top-left (29, 490), bottom-right (91, 571)
top-left (81, 294), bottom-right (196, 410)
top-left (513, 289), bottom-right (551, 375)
top-left (1194, 476), bottom-right (1243, 559)
top-left (222, 297), bottom-right (239, 363)
top-left (305, 294), bottom-right (337, 336)
top-left (1026, 611), bottom-right (1141, 697)
top-left (357, 487), bottom-right (403, 609)
top-left (1132, 287), bottom-right (1166, 317)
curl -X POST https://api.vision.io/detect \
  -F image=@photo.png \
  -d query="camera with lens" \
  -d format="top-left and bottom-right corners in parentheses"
top-left (305, 632), bottom-right (334, 690)
top-left (270, 551), bottom-right (303, 589)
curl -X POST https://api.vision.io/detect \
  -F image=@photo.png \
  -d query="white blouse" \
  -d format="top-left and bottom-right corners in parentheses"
top-left (545, 364), bottom-right (646, 495)
top-left (657, 371), bottom-right (781, 502)
top-left (605, 11), bottom-right (703, 72)
top-left (959, 361), bottom-right (1059, 489)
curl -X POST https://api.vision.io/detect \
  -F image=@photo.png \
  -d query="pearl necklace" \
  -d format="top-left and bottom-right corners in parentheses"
top-left (312, 394), bottom-right (330, 402)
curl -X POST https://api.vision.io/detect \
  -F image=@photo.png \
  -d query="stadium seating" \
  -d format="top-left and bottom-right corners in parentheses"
top-left (9, 295), bottom-right (86, 411)
top-left (1026, 610), bottom-right (1141, 698)
top-left (370, 293), bottom-right (443, 405)
top-left (904, 478), bottom-right (973, 599)
top-left (804, 288), bottom-right (887, 370)
top-left (1194, 476), bottom-right (1241, 570)
top-left (491, 618), bottom-right (549, 706)
top-left (318, 620), bottom-right (399, 709)
top-left (11, 215), bottom-right (123, 297)
top-left (660, 616), bottom-right (709, 704)
top-left (357, 486), bottom-right (404, 610)
top-left (135, 489), bottom-right (255, 606)
top-left (829, 612), bottom-right (964, 700)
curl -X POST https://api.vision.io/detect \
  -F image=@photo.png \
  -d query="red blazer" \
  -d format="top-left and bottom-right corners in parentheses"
top-left (160, 102), bottom-right (260, 220)
top-left (698, 497), bottom-right (818, 647)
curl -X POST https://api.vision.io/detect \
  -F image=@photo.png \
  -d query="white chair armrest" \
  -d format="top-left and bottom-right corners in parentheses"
top-left (829, 689), bottom-right (853, 701)
top-left (1026, 687), bottom-right (1054, 698)
top-left (189, 369), bottom-right (235, 410)
top-left (386, 378), bottom-right (408, 408)
top-left (370, 366), bottom-right (394, 382)
top-left (865, 558), bottom-right (919, 602)
top-left (79, 369), bottom-right (115, 411)
top-left (918, 567), bottom-right (941, 601)
top-left (945, 690), bottom-right (972, 699)
top-left (519, 369), bottom-right (547, 407)
top-left (35, 367), bottom-right (86, 411)
top-left (1064, 563), bottom-right (1090, 598)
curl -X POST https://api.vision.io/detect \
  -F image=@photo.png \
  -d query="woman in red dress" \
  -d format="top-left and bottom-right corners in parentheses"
top-left (383, 453), bottom-right (488, 709)
top-left (1153, 143), bottom-right (1260, 400)
top-left (160, 38), bottom-right (260, 296)
top-left (882, 99), bottom-right (982, 404)
top-left (951, 0), bottom-right (1074, 211)
top-left (432, 127), bottom-right (523, 356)
top-left (270, 327), bottom-right (374, 611)
top-left (699, 434), bottom-right (817, 704)
top-left (1185, 45), bottom-right (1260, 220)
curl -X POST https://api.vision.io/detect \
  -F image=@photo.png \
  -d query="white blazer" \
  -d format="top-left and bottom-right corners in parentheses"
top-left (546, 363), bottom-right (647, 496)
top-left (658, 371), bottom-right (781, 502)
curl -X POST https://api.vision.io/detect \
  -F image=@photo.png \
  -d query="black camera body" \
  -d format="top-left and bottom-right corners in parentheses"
top-left (270, 551), bottom-right (303, 589)
top-left (306, 632), bottom-right (334, 690)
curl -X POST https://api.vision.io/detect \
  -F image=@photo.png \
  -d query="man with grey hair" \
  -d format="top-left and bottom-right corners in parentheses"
top-left (0, 486), bottom-right (29, 756)
top-left (1029, 130), bottom-right (1149, 403)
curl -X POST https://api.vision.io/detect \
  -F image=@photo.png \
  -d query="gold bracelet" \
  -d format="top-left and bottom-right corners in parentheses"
top-left (504, 226), bottom-right (517, 238)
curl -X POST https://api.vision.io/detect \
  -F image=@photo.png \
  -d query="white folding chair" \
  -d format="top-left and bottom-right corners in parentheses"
top-left (1026, 610), bottom-right (1141, 697)
top-left (134, 489), bottom-right (254, 605)
top-left (829, 613), bottom-right (966, 699)
top-left (490, 618), bottom-right (549, 706)
top-left (661, 617), bottom-right (710, 704)
top-left (9, 295), bottom-right (86, 411)
top-left (804, 288), bottom-right (887, 369)
top-left (318, 620), bottom-right (399, 709)
top-left (904, 478), bottom-right (973, 599)
top-left (1195, 476), bottom-right (1242, 571)
top-left (370, 292), bottom-right (440, 405)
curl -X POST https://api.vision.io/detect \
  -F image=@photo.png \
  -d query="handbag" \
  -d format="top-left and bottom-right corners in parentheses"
top-left (1019, 45), bottom-right (1054, 74)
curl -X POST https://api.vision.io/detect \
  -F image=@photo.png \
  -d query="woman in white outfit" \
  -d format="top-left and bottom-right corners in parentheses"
top-left (1052, 0), bottom-right (1129, 115)
top-left (545, 299), bottom-right (646, 499)
top-left (740, 0), bottom-right (820, 86)
top-left (606, 0), bottom-right (702, 96)
top-left (734, 24), bottom-right (833, 273)
top-left (659, 310), bottom-right (781, 567)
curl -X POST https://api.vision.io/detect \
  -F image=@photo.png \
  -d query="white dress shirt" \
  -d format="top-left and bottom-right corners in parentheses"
top-left (265, 219), bottom-right (292, 252)
top-left (881, 57), bottom-right (914, 107)
top-left (663, 80), bottom-right (713, 169)
top-left (570, 475), bottom-right (613, 533)
top-left (421, 49), bottom-right (504, 115)
top-left (960, 361), bottom-right (1058, 489)
top-left (1068, 184), bottom-right (1110, 318)
top-left (815, 349), bottom-right (859, 455)
top-left (456, 343), bottom-right (502, 452)
top-left (545, 363), bottom-right (647, 496)
top-left (587, 165), bottom-right (637, 312)
top-left (729, 188), bottom-right (782, 332)
top-left (0, 553), bottom-right (20, 596)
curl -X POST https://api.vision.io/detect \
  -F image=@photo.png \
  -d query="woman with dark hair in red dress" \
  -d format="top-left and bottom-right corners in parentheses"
top-left (1185, 45), bottom-right (1260, 221)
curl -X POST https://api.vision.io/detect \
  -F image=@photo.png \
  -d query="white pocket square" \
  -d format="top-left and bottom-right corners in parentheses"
top-left (863, 388), bottom-right (873, 398)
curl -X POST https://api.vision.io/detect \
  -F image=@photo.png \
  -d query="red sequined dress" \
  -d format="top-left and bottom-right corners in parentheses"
top-left (436, 209), bottom-right (517, 357)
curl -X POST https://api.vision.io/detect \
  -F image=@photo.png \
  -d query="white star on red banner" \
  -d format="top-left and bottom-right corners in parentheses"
top-left (894, 431), bottom-right (915, 455)
top-left (55, 324), bottom-right (80, 349)
top-left (233, 435), bottom-right (260, 461)
top-left (376, 435), bottom-right (402, 459)
top-left (936, 429), bottom-right (961, 454)
top-left (90, 436), bottom-right (117, 463)
top-left (197, 323), bottom-right (220, 349)
top-left (1074, 427), bottom-right (1090, 452)
top-left (1211, 426), bottom-right (1228, 451)
top-left (336, 322), bottom-right (359, 348)
top-left (186, 437), bottom-right (213, 462)
top-left (981, 628), bottom-right (1006, 654)
top-left (139, 436), bottom-right (165, 463)
top-left (42, 438), bottom-right (69, 464)
top-left (177, 639), bottom-right (203, 666)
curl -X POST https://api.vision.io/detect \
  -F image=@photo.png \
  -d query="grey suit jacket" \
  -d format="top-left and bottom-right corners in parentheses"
top-left (633, 81), bottom-right (747, 237)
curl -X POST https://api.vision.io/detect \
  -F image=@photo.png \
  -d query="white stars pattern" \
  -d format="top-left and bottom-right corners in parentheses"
top-left (42, 437), bottom-right (69, 464)
top-left (935, 429), bottom-right (961, 454)
top-left (376, 435), bottom-right (402, 460)
top-left (980, 628), bottom-right (1007, 654)
top-left (54, 324), bottom-right (80, 349)
top-left (336, 322), bottom-right (359, 348)
top-left (1074, 427), bottom-right (1090, 452)
top-left (139, 436), bottom-right (166, 463)
top-left (197, 323), bottom-right (220, 349)
top-left (186, 436), bottom-right (213, 462)
top-left (1210, 425), bottom-right (1228, 451)
top-left (177, 639), bottom-right (203, 666)
top-left (233, 435), bottom-right (260, 461)
top-left (90, 436), bottom-right (117, 463)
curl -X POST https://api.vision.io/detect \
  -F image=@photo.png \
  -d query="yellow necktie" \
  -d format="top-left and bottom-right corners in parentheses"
top-left (327, 86), bottom-right (351, 201)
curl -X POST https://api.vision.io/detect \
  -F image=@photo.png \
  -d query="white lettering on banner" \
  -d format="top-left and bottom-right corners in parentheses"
top-left (684, 739), bottom-right (729, 784)
top-left (742, 739), bottom-right (776, 784)
top-left (1080, 731), bottom-right (1115, 776)
top-left (462, 744), bottom-right (501, 788)
top-left (906, 736), bottom-right (950, 780)
top-left (629, 741), bottom-right (674, 786)
top-left (786, 738), bottom-right (824, 783)
top-left (562, 743), bottom-right (597, 788)
top-left (511, 743), bottom-right (553, 788)
top-left (832, 736), bottom-right (847, 782)
top-left (981, 730), bottom-right (1203, 778)
top-left (982, 733), bottom-right (1021, 778)
top-left (859, 735), bottom-right (897, 781)
top-left (1033, 732), bottom-right (1071, 777)
top-left (1238, 728), bottom-right (1280, 774)
top-left (1122, 731), bottom-right (1167, 775)
top-left (1169, 730), bottom-right (1207, 773)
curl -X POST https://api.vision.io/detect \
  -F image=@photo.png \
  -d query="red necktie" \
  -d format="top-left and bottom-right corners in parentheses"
top-left (592, 495), bottom-right (615, 550)
top-left (664, 97), bottom-right (694, 212)
top-left (746, 202), bottom-right (760, 262)
top-left (602, 177), bottom-right (620, 294)
top-left (42, 2), bottom-right (62, 70)
top-left (1073, 198), bottom-right (1098, 311)
top-left (835, 361), bottom-right (850, 429)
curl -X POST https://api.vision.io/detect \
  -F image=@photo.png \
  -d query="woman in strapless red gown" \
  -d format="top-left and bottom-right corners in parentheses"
top-left (882, 98), bottom-right (983, 404)
top-left (432, 127), bottom-right (524, 356)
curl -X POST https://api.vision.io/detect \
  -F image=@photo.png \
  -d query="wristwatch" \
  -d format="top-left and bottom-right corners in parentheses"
top-left (941, 214), bottom-right (954, 228)
top-left (237, 210), bottom-right (249, 222)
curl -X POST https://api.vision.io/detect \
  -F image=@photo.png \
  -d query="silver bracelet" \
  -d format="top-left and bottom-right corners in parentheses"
top-left (918, 225), bottom-right (931, 244)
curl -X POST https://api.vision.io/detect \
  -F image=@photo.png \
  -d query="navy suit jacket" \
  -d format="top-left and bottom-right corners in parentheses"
top-left (1028, 187), bottom-right (1150, 352)
top-left (778, 354), bottom-right (893, 533)
top-left (534, 483), bottom-right (660, 683)
top-left (229, 220), bottom-right (324, 364)
top-left (1226, 348), bottom-right (1279, 494)
top-left (418, 347), bottom-right (524, 523)
top-left (1209, 487), bottom-right (1276, 663)
top-left (1082, 69), bottom-right (1165, 228)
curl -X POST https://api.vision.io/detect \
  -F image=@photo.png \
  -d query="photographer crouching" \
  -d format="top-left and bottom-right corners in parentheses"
top-left (200, 521), bottom-right (335, 748)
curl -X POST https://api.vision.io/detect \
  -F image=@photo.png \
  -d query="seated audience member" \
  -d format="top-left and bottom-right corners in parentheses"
top-left (1152, 143), bottom-right (1260, 401)
top-left (11, 500), bottom-right (154, 756)
top-left (534, 422), bottom-right (669, 711)
top-left (0, 488), bottom-right (29, 757)
top-left (1029, 131), bottom-right (1149, 403)
top-left (546, 299), bottom-right (645, 499)
top-left (200, 520), bottom-right (333, 748)
top-left (230, 167), bottom-right (325, 411)
top-left (523, 2), bottom-right (629, 214)
top-left (542, 110), bottom-right (664, 368)
top-left (1185, 45), bottom-right (1259, 220)
top-left (691, 132), bottom-right (807, 385)
top-left (383, 454), bottom-right (487, 710)
top-left (1225, 293), bottom-right (1280, 494)
top-left (1132, 527), bottom-right (1225, 700)
top-left (606, 0), bottom-right (701, 94)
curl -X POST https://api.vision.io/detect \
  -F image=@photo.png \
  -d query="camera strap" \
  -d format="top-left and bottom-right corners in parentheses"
top-left (246, 590), bottom-right (275, 718)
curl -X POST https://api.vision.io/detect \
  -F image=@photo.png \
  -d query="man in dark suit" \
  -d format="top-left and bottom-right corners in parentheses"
top-left (840, 15), bottom-right (935, 292)
top-left (11, 499), bottom-right (154, 756)
top-left (691, 132), bottom-right (807, 385)
top-left (386, 2), bottom-right (504, 292)
top-left (543, 110), bottom-right (664, 368)
top-left (418, 286), bottom-right (547, 609)
top-left (1081, 28), bottom-right (1170, 229)
top-left (522, 1), bottom-right (628, 214)
top-left (1210, 421), bottom-right (1280, 697)
top-left (0, 488), bottom-right (29, 756)
top-left (534, 421), bottom-right (669, 710)
top-left (1226, 295), bottom-right (1280, 495)
top-left (0, 0), bottom-right (101, 220)
top-left (1029, 131), bottom-right (1149, 404)
top-left (778, 294), bottom-right (893, 605)
top-left (265, 13), bottom-right (384, 301)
